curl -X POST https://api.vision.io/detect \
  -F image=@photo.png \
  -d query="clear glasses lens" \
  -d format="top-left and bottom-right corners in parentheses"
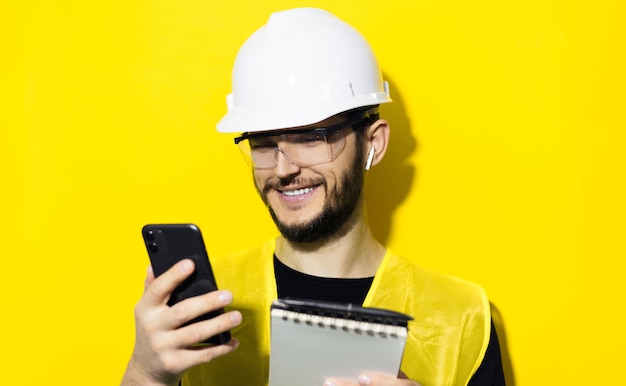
top-left (237, 129), bottom-right (346, 169)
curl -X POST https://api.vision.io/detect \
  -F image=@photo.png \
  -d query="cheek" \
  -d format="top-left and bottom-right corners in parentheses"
top-left (252, 170), bottom-right (268, 192)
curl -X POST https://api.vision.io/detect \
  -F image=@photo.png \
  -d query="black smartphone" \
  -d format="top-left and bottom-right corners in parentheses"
top-left (141, 223), bottom-right (231, 345)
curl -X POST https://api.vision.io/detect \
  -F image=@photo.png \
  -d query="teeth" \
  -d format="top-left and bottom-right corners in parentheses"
top-left (282, 187), bottom-right (314, 196)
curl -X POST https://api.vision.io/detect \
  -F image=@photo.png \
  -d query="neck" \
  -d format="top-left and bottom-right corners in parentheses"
top-left (275, 209), bottom-right (386, 279)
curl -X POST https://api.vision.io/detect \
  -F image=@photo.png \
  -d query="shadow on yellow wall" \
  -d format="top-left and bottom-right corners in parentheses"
top-left (367, 74), bottom-right (417, 244)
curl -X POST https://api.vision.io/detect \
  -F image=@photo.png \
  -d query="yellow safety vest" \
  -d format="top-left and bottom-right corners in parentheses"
top-left (183, 239), bottom-right (490, 386)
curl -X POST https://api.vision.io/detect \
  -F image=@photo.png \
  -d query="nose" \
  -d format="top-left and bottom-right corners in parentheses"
top-left (274, 148), bottom-right (301, 178)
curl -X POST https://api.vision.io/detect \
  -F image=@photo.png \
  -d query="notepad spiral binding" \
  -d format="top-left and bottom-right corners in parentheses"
top-left (272, 308), bottom-right (407, 338)
top-left (271, 299), bottom-right (412, 339)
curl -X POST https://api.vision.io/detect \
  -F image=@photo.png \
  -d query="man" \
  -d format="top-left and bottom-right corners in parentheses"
top-left (122, 8), bottom-right (505, 386)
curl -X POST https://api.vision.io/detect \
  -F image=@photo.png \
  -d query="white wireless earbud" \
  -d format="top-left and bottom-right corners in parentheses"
top-left (365, 147), bottom-right (375, 170)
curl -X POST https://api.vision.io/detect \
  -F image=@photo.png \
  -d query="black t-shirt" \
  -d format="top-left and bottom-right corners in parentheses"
top-left (274, 256), bottom-right (505, 385)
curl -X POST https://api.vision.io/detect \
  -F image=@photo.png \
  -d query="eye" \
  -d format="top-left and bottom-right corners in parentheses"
top-left (289, 132), bottom-right (325, 145)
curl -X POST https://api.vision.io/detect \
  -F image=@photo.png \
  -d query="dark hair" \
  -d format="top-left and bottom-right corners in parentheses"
top-left (350, 105), bottom-right (380, 145)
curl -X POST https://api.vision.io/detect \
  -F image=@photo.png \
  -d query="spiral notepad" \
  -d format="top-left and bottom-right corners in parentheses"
top-left (269, 299), bottom-right (413, 386)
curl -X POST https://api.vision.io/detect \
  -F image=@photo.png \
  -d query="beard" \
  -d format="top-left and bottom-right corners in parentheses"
top-left (257, 145), bottom-right (366, 243)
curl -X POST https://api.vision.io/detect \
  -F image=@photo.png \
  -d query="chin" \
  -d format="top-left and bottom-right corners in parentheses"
top-left (273, 208), bottom-right (320, 227)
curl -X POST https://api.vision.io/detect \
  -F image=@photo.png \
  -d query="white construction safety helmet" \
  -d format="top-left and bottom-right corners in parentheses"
top-left (217, 7), bottom-right (392, 133)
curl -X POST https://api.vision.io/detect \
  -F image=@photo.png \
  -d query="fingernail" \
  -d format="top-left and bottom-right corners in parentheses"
top-left (357, 375), bottom-right (371, 385)
top-left (323, 380), bottom-right (336, 386)
top-left (179, 259), bottom-right (193, 273)
top-left (230, 311), bottom-right (242, 324)
top-left (218, 290), bottom-right (233, 304)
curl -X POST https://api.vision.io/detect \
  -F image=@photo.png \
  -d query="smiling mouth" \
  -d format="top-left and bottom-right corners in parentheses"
top-left (280, 186), bottom-right (316, 197)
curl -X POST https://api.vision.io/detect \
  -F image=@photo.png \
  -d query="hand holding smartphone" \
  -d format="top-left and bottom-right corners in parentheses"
top-left (141, 223), bottom-right (231, 345)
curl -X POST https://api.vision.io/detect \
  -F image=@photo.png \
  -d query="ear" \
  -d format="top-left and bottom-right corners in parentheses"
top-left (364, 118), bottom-right (390, 169)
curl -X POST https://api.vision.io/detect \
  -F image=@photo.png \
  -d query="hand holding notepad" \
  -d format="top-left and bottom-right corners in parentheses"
top-left (269, 299), bottom-right (413, 386)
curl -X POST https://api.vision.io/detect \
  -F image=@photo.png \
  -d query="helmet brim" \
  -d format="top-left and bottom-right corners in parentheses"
top-left (217, 95), bottom-right (391, 133)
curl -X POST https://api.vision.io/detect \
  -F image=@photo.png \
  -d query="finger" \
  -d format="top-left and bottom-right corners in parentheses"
top-left (143, 259), bottom-right (195, 306)
top-left (323, 379), bottom-right (356, 386)
top-left (175, 337), bottom-right (240, 370)
top-left (144, 265), bottom-right (156, 292)
top-left (171, 310), bottom-right (242, 348)
top-left (162, 289), bottom-right (235, 330)
top-left (358, 372), bottom-right (422, 386)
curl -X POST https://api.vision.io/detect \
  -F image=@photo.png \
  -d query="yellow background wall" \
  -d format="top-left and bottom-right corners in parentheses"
top-left (3, 0), bottom-right (625, 384)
